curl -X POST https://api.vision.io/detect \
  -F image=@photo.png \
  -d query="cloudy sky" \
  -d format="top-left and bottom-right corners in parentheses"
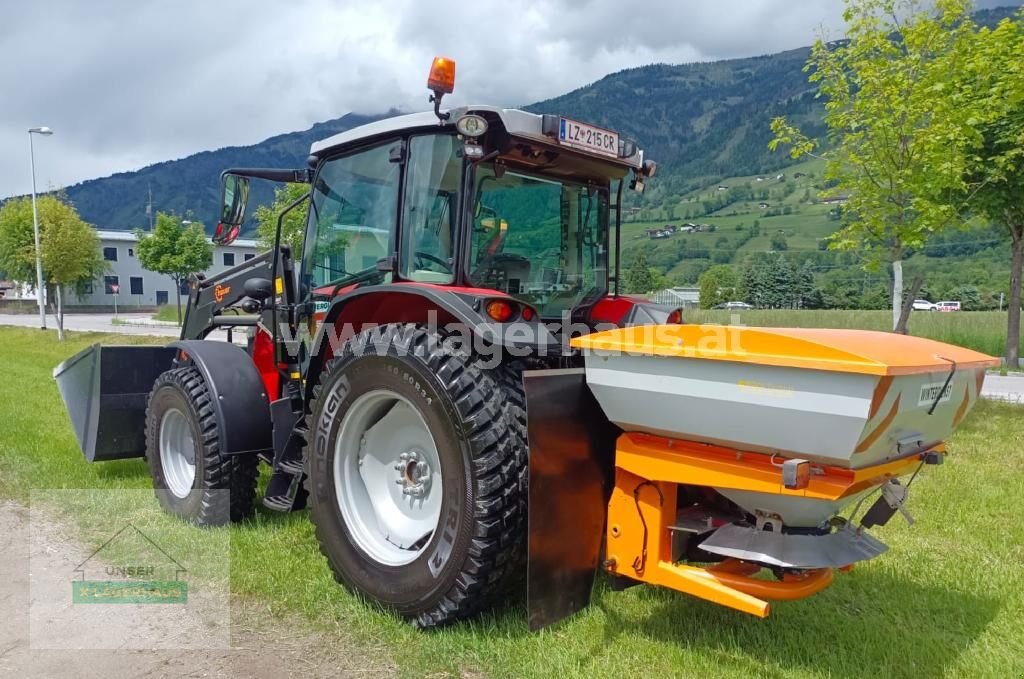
top-left (0, 0), bottom-right (1011, 198)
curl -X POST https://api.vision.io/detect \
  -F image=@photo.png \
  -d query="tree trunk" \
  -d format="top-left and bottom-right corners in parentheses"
top-left (174, 277), bottom-right (182, 325)
top-left (891, 259), bottom-right (903, 331)
top-left (1007, 229), bottom-right (1023, 369)
top-left (55, 285), bottom-right (65, 342)
top-left (895, 275), bottom-right (924, 335)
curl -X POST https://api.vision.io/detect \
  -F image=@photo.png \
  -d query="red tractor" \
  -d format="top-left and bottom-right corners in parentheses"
top-left (56, 59), bottom-right (994, 630)
top-left (56, 58), bottom-right (664, 628)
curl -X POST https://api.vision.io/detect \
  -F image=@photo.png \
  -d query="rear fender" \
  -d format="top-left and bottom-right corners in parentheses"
top-left (304, 284), bottom-right (559, 403)
top-left (170, 340), bottom-right (273, 456)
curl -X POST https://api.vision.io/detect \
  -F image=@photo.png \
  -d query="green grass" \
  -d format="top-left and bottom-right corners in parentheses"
top-left (2, 326), bottom-right (1024, 677)
top-left (684, 309), bottom-right (1019, 358)
top-left (153, 305), bottom-right (182, 324)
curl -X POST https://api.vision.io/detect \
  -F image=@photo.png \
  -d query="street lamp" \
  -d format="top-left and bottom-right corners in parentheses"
top-left (28, 126), bottom-right (54, 330)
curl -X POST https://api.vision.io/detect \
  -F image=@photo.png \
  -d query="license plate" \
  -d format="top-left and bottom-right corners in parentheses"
top-left (558, 118), bottom-right (619, 158)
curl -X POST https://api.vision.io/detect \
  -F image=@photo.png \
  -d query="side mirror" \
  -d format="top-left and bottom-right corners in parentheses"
top-left (243, 277), bottom-right (274, 301)
top-left (215, 173), bottom-right (249, 245)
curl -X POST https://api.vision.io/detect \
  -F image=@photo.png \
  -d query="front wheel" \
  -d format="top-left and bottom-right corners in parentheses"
top-left (144, 366), bottom-right (259, 525)
top-left (306, 324), bottom-right (527, 627)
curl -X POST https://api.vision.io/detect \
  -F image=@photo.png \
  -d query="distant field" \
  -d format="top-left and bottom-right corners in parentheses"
top-left (622, 207), bottom-right (839, 286)
top-left (684, 309), bottom-right (1019, 358)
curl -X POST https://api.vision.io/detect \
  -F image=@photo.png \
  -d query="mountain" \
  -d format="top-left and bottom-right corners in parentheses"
top-left (48, 4), bottom-right (1022, 233)
top-left (525, 46), bottom-right (826, 204)
top-left (62, 112), bottom-right (389, 232)
top-left (64, 46), bottom-right (825, 234)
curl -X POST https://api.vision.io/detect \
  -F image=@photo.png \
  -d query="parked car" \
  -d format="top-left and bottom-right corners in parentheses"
top-left (936, 300), bottom-right (962, 312)
top-left (713, 301), bottom-right (754, 310)
top-left (912, 299), bottom-right (936, 311)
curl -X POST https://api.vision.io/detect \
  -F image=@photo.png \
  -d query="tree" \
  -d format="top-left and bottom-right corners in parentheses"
top-left (625, 252), bottom-right (655, 295)
top-left (254, 182), bottom-right (310, 252)
top-left (770, 233), bottom-right (789, 251)
top-left (0, 195), bottom-right (103, 340)
top-left (0, 198), bottom-right (36, 289)
top-left (698, 265), bottom-right (738, 309)
top-left (42, 208), bottom-right (103, 341)
top-left (136, 212), bottom-right (213, 324)
top-left (770, 0), bottom-right (978, 330)
top-left (952, 12), bottom-right (1024, 365)
top-left (794, 260), bottom-right (817, 309)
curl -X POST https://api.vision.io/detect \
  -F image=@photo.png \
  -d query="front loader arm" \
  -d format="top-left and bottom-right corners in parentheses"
top-left (180, 246), bottom-right (298, 341)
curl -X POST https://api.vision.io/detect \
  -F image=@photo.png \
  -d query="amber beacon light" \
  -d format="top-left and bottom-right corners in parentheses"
top-left (427, 56), bottom-right (456, 94)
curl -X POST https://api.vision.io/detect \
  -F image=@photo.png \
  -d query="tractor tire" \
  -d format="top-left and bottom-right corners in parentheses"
top-left (306, 324), bottom-right (527, 627)
top-left (145, 366), bottom-right (259, 526)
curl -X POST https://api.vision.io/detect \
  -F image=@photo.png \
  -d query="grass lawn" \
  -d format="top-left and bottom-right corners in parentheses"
top-left (153, 304), bottom-right (182, 324)
top-left (2, 326), bottom-right (1023, 678)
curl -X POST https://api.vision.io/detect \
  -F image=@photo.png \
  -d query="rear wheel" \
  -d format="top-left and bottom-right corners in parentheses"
top-left (306, 324), bottom-right (527, 627)
top-left (145, 366), bottom-right (259, 526)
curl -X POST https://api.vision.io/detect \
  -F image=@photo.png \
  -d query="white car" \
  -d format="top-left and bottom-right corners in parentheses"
top-left (912, 299), bottom-right (936, 311)
top-left (936, 301), bottom-right (962, 312)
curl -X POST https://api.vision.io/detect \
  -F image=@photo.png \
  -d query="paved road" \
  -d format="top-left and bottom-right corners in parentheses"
top-left (0, 312), bottom-right (180, 337)
top-left (0, 313), bottom-right (257, 342)
top-left (980, 373), bottom-right (1024, 404)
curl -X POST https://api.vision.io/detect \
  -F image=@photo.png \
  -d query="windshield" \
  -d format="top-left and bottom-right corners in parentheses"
top-left (468, 165), bottom-right (608, 318)
top-left (302, 142), bottom-right (399, 296)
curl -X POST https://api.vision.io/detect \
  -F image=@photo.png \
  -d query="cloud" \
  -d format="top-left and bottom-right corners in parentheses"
top-left (0, 0), bottom-right (886, 198)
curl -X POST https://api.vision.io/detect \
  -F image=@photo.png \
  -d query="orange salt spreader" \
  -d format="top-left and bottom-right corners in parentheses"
top-left (522, 324), bottom-right (998, 628)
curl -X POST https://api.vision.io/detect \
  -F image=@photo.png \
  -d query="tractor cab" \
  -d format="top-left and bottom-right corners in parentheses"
top-left (215, 57), bottom-right (659, 335)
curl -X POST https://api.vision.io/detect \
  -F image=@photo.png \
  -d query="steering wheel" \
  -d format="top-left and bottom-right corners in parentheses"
top-left (414, 251), bottom-right (453, 273)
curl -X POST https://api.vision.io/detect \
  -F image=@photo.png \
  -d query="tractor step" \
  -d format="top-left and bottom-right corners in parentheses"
top-left (275, 458), bottom-right (304, 475)
top-left (261, 469), bottom-right (306, 512)
top-left (262, 493), bottom-right (296, 512)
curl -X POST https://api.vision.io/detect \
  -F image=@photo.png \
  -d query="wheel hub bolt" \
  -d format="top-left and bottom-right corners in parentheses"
top-left (393, 450), bottom-right (431, 498)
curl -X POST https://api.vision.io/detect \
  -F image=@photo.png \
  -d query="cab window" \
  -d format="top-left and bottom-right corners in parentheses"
top-left (399, 134), bottom-right (460, 284)
top-left (469, 165), bottom-right (608, 318)
top-left (303, 141), bottom-right (399, 295)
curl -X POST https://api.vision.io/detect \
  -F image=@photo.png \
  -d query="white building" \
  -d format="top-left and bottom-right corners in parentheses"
top-left (69, 230), bottom-right (261, 307)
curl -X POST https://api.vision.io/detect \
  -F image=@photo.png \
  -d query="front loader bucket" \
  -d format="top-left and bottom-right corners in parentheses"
top-left (53, 344), bottom-right (175, 462)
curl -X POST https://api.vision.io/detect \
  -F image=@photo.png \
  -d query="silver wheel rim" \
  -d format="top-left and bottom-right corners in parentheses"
top-left (334, 389), bottom-right (442, 566)
top-left (159, 408), bottom-right (196, 499)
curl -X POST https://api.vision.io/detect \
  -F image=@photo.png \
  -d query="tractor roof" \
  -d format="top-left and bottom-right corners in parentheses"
top-left (310, 105), bottom-right (644, 171)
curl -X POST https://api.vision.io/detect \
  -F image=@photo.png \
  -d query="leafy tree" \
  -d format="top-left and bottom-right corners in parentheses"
top-left (625, 252), bottom-right (655, 294)
top-left (698, 265), bottom-right (738, 308)
top-left (952, 12), bottom-right (1024, 365)
top-left (0, 197), bottom-right (38, 284)
top-left (136, 212), bottom-right (213, 323)
top-left (42, 209), bottom-right (103, 340)
top-left (254, 182), bottom-right (310, 252)
top-left (770, 0), bottom-right (978, 330)
top-left (0, 194), bottom-right (103, 340)
top-left (649, 267), bottom-right (670, 293)
top-left (770, 233), bottom-right (789, 251)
